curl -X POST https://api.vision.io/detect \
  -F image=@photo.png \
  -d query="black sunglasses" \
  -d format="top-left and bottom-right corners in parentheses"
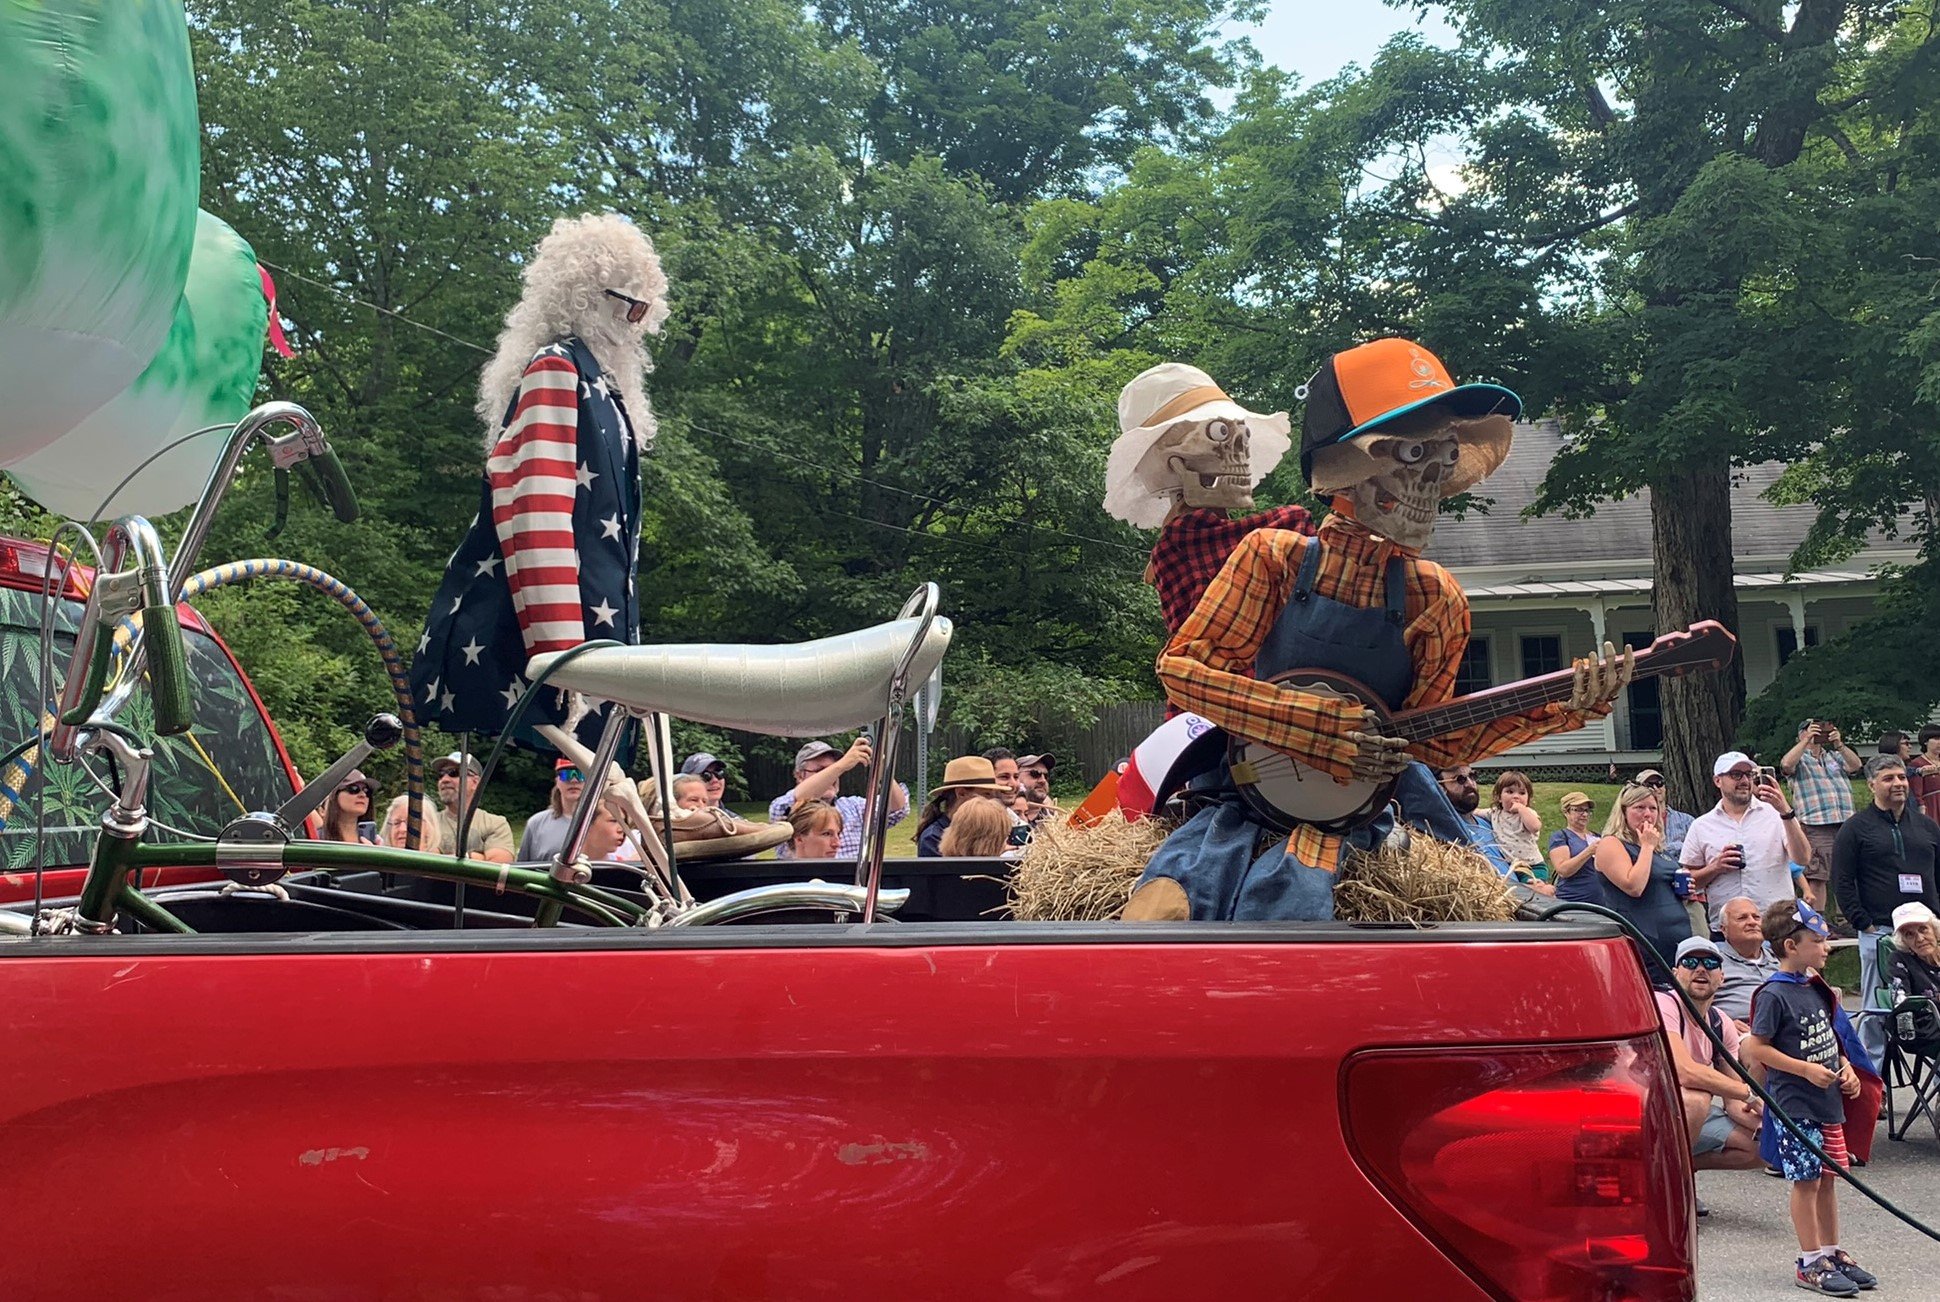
top-left (1676, 955), bottom-right (1723, 971)
top-left (339, 784), bottom-right (374, 797)
top-left (603, 288), bottom-right (651, 324)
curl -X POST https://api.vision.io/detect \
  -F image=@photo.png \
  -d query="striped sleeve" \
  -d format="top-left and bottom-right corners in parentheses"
top-left (487, 354), bottom-right (585, 658)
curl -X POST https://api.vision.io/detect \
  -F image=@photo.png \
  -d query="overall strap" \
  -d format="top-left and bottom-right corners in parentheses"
top-left (1383, 555), bottom-right (1407, 627)
top-left (1292, 537), bottom-right (1325, 602)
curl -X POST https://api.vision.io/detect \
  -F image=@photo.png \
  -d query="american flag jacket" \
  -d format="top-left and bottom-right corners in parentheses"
top-left (409, 337), bottom-right (642, 751)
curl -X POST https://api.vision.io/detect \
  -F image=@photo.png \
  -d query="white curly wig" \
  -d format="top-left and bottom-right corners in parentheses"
top-left (476, 213), bottom-right (670, 451)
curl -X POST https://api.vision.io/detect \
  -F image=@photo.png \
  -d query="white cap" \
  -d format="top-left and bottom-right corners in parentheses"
top-left (1712, 751), bottom-right (1754, 776)
top-left (1675, 935), bottom-right (1722, 963)
top-left (1893, 901), bottom-right (1938, 932)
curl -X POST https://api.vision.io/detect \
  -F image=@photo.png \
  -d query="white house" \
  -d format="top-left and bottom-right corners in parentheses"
top-left (1424, 421), bottom-right (1911, 768)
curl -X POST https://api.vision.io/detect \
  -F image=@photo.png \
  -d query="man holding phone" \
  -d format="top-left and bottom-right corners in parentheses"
top-left (1781, 718), bottom-right (1862, 919)
top-left (1682, 750), bottom-right (1814, 934)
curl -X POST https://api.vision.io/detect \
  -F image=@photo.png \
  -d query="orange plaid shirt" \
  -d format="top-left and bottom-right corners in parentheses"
top-left (1156, 512), bottom-right (1607, 871)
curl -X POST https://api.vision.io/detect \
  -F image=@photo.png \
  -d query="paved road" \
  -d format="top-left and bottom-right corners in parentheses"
top-left (1696, 1082), bottom-right (1939, 1299)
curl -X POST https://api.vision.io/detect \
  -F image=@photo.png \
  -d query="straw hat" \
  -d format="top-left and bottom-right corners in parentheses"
top-left (1103, 363), bottom-right (1292, 529)
top-left (932, 755), bottom-right (1007, 796)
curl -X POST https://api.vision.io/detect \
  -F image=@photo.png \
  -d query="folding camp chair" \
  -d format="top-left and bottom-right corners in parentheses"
top-left (1856, 932), bottom-right (1940, 1142)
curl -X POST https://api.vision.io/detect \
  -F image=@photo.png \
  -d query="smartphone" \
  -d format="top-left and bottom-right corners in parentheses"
top-left (1757, 765), bottom-right (1779, 786)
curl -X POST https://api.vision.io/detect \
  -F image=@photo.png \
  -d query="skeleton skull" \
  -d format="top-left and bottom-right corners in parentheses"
top-left (1137, 418), bottom-right (1255, 513)
top-left (1337, 433), bottom-right (1460, 550)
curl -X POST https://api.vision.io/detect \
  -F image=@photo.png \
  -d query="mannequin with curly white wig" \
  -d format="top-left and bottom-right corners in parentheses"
top-left (410, 213), bottom-right (670, 754)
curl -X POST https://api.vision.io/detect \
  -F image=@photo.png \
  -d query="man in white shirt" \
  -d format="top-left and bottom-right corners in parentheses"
top-left (1680, 750), bottom-right (1811, 933)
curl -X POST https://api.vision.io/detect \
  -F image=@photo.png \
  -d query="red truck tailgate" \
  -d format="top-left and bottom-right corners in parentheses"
top-left (0, 921), bottom-right (1688, 1299)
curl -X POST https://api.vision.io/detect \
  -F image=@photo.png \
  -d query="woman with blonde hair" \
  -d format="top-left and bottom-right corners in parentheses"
top-left (788, 801), bottom-right (844, 859)
top-left (382, 792), bottom-right (447, 855)
top-left (1487, 770), bottom-right (1542, 870)
top-left (1592, 781), bottom-right (1695, 967)
top-left (939, 796), bottom-right (1014, 859)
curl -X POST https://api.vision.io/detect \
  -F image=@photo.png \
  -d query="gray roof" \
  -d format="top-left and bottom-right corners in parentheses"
top-left (1423, 421), bottom-right (1906, 572)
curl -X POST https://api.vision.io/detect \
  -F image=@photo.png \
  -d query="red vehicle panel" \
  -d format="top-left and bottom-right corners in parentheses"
top-left (0, 925), bottom-right (1692, 1299)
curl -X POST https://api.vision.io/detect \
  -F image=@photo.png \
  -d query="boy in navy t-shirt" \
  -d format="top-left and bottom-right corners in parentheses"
top-left (1744, 900), bottom-right (1877, 1296)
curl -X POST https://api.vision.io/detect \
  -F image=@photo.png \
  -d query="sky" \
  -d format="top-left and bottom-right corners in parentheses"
top-left (1234, 0), bottom-right (1458, 85)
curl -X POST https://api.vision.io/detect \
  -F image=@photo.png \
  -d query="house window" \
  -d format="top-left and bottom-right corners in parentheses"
top-left (1624, 630), bottom-right (1662, 750)
top-left (1776, 625), bottom-right (1820, 668)
top-left (1454, 637), bottom-right (1492, 697)
top-left (1520, 634), bottom-right (1563, 680)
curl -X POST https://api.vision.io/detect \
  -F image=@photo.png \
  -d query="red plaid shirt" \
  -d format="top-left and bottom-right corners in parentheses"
top-left (1147, 505), bottom-right (1316, 634)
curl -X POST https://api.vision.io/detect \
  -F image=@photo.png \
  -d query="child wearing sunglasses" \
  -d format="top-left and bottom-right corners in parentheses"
top-left (1743, 900), bottom-right (1877, 1296)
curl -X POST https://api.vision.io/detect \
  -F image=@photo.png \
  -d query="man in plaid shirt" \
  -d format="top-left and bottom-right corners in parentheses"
top-left (1781, 719), bottom-right (1863, 917)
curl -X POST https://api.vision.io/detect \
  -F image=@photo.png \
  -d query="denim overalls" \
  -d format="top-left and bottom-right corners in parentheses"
top-left (1139, 539), bottom-right (1416, 920)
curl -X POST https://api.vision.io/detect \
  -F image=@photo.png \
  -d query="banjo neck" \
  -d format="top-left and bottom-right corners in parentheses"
top-left (1382, 620), bottom-right (1739, 744)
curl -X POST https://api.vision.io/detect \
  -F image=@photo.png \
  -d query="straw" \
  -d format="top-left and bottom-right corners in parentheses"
top-left (1007, 812), bottom-right (1517, 925)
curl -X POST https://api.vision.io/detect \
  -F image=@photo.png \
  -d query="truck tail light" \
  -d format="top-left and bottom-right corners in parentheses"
top-left (1343, 1037), bottom-right (1695, 1302)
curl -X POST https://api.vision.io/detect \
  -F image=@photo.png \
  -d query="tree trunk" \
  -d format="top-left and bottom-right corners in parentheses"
top-left (1651, 453), bottom-right (1747, 814)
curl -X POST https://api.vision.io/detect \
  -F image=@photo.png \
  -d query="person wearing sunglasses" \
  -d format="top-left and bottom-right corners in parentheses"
top-left (1655, 936), bottom-right (1763, 1188)
top-left (410, 214), bottom-right (670, 762)
top-left (315, 769), bottom-right (379, 844)
top-left (679, 752), bottom-right (730, 809)
top-left (517, 756), bottom-right (590, 863)
top-left (1680, 749), bottom-right (1812, 935)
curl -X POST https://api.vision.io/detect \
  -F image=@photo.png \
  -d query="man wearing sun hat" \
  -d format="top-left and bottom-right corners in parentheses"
top-left (1125, 337), bottom-right (1634, 923)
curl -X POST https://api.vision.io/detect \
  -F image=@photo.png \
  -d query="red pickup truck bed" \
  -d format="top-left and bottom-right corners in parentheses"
top-left (0, 919), bottom-right (1694, 1299)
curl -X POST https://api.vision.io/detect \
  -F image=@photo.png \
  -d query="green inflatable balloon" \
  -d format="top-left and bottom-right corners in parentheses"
top-left (8, 211), bottom-right (270, 520)
top-left (0, 0), bottom-right (200, 465)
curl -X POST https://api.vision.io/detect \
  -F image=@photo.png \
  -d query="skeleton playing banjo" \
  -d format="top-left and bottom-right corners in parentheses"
top-left (1125, 339), bottom-right (1641, 924)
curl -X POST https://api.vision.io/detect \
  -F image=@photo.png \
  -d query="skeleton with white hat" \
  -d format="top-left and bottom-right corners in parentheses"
top-left (1104, 363), bottom-right (1315, 636)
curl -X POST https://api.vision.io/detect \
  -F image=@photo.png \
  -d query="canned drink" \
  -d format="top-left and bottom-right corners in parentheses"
top-left (1672, 869), bottom-right (1694, 900)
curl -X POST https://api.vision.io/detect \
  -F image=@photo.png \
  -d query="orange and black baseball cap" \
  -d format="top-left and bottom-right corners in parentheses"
top-left (1298, 338), bottom-right (1522, 479)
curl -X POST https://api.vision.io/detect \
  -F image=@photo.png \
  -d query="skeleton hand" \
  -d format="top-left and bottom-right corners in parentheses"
top-left (1567, 642), bottom-right (1634, 711)
top-left (1345, 708), bottom-right (1410, 782)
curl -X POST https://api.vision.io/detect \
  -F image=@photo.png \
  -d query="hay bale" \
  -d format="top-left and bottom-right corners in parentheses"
top-left (1008, 810), bottom-right (1170, 921)
top-left (1008, 810), bottom-right (1516, 925)
top-left (1333, 833), bottom-right (1518, 925)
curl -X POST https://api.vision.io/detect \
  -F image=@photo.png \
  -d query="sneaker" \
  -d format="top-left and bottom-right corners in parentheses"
top-left (1828, 1252), bottom-right (1876, 1290)
top-left (1766, 1164), bottom-right (1786, 1177)
top-left (1796, 1257), bottom-right (1861, 1295)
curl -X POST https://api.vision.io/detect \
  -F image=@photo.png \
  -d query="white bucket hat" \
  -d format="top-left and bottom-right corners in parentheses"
top-left (1103, 363), bottom-right (1292, 530)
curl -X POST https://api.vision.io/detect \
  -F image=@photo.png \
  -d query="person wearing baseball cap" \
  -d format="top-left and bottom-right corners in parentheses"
top-left (766, 735), bottom-right (908, 860)
top-left (1125, 337), bottom-right (1633, 924)
top-left (1679, 750), bottom-right (1811, 934)
top-left (517, 756), bottom-right (591, 863)
top-left (430, 751), bottom-right (513, 863)
top-left (1654, 934), bottom-right (1763, 1176)
top-left (1886, 903), bottom-right (1940, 1049)
top-left (1630, 768), bottom-right (1695, 859)
top-left (680, 752), bottom-right (730, 808)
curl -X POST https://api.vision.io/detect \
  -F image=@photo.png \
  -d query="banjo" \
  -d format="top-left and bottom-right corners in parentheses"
top-left (1225, 621), bottom-right (1738, 835)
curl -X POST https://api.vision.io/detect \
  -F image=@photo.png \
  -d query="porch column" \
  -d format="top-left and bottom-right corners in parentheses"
top-left (1587, 597), bottom-right (1608, 649)
top-left (1787, 591), bottom-right (1808, 648)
